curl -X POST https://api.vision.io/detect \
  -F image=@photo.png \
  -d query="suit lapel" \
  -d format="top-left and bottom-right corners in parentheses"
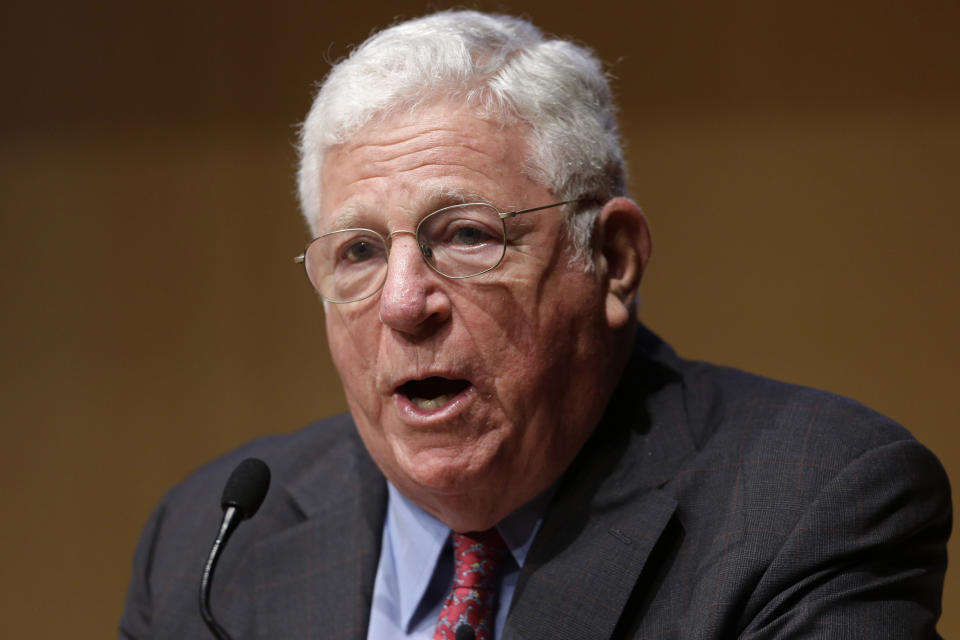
top-left (251, 425), bottom-right (388, 640)
top-left (504, 326), bottom-right (695, 640)
top-left (503, 488), bottom-right (677, 640)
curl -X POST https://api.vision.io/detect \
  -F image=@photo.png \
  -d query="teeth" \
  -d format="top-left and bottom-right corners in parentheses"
top-left (411, 393), bottom-right (455, 410)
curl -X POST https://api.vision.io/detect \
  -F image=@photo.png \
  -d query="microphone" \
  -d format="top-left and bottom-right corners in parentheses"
top-left (199, 457), bottom-right (271, 640)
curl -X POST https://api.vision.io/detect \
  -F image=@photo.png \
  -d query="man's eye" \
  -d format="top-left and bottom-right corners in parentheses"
top-left (451, 225), bottom-right (491, 246)
top-left (342, 239), bottom-right (381, 262)
top-left (442, 222), bottom-right (499, 248)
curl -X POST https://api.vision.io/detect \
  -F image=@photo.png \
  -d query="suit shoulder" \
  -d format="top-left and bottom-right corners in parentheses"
top-left (623, 330), bottom-right (950, 637)
top-left (648, 359), bottom-right (950, 638)
top-left (678, 358), bottom-right (917, 457)
top-left (121, 416), bottom-right (380, 637)
top-left (148, 413), bottom-right (362, 536)
top-left (656, 357), bottom-right (951, 518)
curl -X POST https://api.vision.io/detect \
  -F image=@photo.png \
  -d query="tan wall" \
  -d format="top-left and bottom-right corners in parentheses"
top-left (2, 1), bottom-right (957, 636)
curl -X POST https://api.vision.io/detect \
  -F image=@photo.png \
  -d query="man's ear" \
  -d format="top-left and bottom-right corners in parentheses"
top-left (595, 197), bottom-right (651, 329)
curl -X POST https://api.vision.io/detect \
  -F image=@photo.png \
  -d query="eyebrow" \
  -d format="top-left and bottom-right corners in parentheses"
top-left (323, 204), bottom-right (368, 233)
top-left (423, 186), bottom-right (492, 210)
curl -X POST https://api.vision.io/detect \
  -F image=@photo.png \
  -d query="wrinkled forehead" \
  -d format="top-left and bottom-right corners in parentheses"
top-left (314, 102), bottom-right (538, 231)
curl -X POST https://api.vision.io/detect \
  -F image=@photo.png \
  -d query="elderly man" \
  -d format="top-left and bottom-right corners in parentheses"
top-left (121, 10), bottom-right (950, 640)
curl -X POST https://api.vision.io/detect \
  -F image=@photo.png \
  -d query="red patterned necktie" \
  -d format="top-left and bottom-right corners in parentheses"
top-left (434, 529), bottom-right (509, 640)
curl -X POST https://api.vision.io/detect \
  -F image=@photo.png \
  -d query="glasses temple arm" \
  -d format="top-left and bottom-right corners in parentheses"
top-left (498, 199), bottom-right (583, 220)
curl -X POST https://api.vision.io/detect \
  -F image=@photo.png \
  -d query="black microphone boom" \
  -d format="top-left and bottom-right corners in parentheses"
top-left (199, 457), bottom-right (271, 640)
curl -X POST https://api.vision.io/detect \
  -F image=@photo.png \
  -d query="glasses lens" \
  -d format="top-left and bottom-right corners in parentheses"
top-left (417, 204), bottom-right (506, 278)
top-left (304, 229), bottom-right (388, 302)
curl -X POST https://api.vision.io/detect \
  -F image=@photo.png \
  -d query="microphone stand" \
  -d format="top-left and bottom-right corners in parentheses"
top-left (199, 505), bottom-right (243, 640)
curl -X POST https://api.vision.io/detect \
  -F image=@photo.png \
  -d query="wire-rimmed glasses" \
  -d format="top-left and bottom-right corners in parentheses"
top-left (294, 200), bottom-right (578, 303)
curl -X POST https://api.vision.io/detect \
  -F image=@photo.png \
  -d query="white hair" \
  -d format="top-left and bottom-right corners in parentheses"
top-left (297, 10), bottom-right (626, 263)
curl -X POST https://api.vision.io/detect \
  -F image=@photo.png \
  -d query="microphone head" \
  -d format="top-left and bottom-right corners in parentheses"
top-left (220, 457), bottom-right (271, 519)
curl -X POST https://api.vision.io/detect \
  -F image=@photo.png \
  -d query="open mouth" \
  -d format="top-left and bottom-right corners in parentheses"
top-left (398, 377), bottom-right (471, 410)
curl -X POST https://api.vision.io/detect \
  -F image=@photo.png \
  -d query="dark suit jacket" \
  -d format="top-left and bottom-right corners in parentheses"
top-left (120, 326), bottom-right (951, 639)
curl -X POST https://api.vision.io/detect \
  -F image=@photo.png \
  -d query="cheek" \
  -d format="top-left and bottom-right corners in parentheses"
top-left (456, 297), bottom-right (567, 413)
top-left (325, 308), bottom-right (379, 396)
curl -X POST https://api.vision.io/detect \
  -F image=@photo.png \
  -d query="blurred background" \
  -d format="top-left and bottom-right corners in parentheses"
top-left (1, 0), bottom-right (957, 636)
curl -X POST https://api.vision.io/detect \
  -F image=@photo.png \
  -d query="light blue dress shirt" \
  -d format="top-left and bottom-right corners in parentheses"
top-left (366, 483), bottom-right (547, 640)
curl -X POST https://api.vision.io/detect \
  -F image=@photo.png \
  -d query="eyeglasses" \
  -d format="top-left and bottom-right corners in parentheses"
top-left (295, 200), bottom-right (578, 303)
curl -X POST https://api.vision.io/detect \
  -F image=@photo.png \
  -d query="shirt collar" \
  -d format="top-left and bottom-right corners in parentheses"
top-left (385, 482), bottom-right (552, 633)
top-left (385, 483), bottom-right (449, 632)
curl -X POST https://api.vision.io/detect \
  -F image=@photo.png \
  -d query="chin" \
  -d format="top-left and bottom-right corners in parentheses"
top-left (398, 446), bottom-right (486, 492)
top-left (393, 436), bottom-right (515, 506)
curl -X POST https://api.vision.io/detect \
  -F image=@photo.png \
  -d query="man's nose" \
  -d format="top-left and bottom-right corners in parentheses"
top-left (378, 234), bottom-right (451, 334)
